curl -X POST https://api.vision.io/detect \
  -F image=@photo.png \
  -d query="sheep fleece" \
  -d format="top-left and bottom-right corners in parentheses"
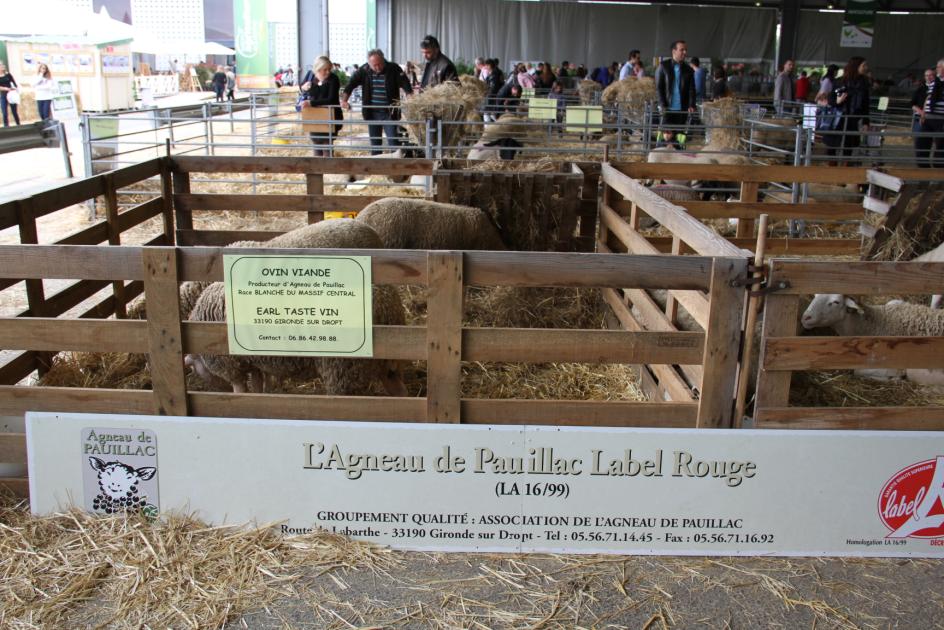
top-left (356, 198), bottom-right (506, 250)
top-left (836, 301), bottom-right (944, 337)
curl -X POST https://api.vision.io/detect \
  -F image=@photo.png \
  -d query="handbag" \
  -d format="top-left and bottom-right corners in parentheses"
top-left (7, 89), bottom-right (19, 105)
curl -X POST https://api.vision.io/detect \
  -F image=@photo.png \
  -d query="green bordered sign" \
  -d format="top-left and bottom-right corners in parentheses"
top-left (565, 106), bottom-right (603, 133)
top-left (528, 97), bottom-right (558, 121)
top-left (224, 254), bottom-right (373, 357)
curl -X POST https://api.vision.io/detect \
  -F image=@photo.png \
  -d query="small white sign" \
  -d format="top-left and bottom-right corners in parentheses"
top-left (224, 254), bottom-right (373, 357)
top-left (26, 412), bottom-right (944, 557)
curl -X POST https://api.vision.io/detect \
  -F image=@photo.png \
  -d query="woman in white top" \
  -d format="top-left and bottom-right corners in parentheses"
top-left (33, 63), bottom-right (55, 121)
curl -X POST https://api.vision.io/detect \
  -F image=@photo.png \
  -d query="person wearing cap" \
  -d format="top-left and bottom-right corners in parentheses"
top-left (419, 35), bottom-right (458, 89)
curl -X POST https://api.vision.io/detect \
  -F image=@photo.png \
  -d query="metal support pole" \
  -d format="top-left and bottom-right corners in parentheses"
top-left (204, 103), bottom-right (213, 156)
top-left (80, 114), bottom-right (95, 218)
top-left (425, 118), bottom-right (433, 159)
top-left (251, 95), bottom-right (258, 195)
top-left (57, 122), bottom-right (74, 178)
top-left (437, 118), bottom-right (443, 159)
top-left (789, 125), bottom-right (805, 237)
top-left (80, 113), bottom-right (92, 178)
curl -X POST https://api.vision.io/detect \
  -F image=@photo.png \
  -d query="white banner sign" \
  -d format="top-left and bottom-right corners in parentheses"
top-left (26, 412), bottom-right (944, 557)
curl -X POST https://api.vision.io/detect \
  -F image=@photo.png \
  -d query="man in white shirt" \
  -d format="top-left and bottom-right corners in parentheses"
top-left (619, 50), bottom-right (641, 81)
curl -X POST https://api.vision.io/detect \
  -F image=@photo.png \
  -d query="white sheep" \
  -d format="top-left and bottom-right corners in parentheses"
top-left (188, 220), bottom-right (408, 396)
top-left (801, 294), bottom-right (944, 384)
top-left (467, 138), bottom-right (523, 161)
top-left (355, 198), bottom-right (507, 250)
top-left (646, 146), bottom-right (719, 186)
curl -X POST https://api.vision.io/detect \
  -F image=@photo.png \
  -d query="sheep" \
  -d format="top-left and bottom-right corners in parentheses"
top-left (801, 294), bottom-right (944, 384)
top-left (187, 220), bottom-right (408, 396)
top-left (355, 198), bottom-right (507, 250)
top-left (650, 184), bottom-right (700, 203)
top-left (646, 146), bottom-right (719, 186)
top-left (88, 457), bottom-right (156, 515)
top-left (467, 138), bottom-right (523, 161)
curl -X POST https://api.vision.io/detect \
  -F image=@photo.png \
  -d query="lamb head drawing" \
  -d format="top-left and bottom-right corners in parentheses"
top-left (88, 457), bottom-right (156, 514)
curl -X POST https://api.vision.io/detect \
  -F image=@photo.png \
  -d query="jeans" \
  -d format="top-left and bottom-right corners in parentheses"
top-left (915, 117), bottom-right (944, 168)
top-left (0, 92), bottom-right (19, 126)
top-left (366, 109), bottom-right (401, 154)
top-left (37, 99), bottom-right (52, 120)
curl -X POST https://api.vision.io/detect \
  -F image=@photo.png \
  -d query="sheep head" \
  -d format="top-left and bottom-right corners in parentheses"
top-left (801, 293), bottom-right (862, 330)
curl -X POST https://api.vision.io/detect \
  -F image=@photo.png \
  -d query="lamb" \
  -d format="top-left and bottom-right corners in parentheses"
top-left (355, 198), bottom-right (507, 250)
top-left (88, 456), bottom-right (156, 515)
top-left (187, 220), bottom-right (408, 396)
top-left (801, 294), bottom-right (944, 384)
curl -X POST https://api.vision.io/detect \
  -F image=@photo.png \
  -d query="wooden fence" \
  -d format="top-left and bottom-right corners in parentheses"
top-left (754, 259), bottom-right (944, 430)
top-left (0, 159), bottom-right (172, 381)
top-left (599, 161), bottom-right (944, 405)
top-left (0, 244), bottom-right (747, 496)
top-left (169, 155), bottom-right (436, 246)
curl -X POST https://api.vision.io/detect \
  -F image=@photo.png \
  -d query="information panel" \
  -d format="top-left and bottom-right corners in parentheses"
top-left (27, 413), bottom-right (944, 557)
top-left (224, 254), bottom-right (373, 357)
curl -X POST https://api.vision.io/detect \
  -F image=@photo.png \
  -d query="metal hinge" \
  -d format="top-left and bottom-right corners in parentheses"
top-left (729, 263), bottom-right (790, 297)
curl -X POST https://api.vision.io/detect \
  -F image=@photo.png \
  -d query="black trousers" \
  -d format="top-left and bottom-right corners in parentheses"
top-left (915, 117), bottom-right (944, 168)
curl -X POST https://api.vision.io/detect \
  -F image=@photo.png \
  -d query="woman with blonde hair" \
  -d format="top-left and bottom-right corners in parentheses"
top-left (301, 55), bottom-right (342, 156)
top-left (34, 63), bottom-right (55, 121)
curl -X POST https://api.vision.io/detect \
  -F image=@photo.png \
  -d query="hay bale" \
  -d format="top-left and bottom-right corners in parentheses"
top-left (459, 75), bottom-right (487, 99)
top-left (401, 82), bottom-right (482, 149)
top-left (578, 79), bottom-right (602, 105)
top-left (700, 97), bottom-right (743, 152)
top-left (600, 77), bottom-right (656, 119)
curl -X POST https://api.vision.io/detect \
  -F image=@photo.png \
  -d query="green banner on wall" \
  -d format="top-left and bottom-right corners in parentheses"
top-left (840, 0), bottom-right (877, 48)
top-left (234, 0), bottom-right (271, 88)
top-left (366, 0), bottom-right (377, 51)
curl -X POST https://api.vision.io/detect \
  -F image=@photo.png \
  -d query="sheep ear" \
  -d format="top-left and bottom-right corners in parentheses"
top-left (88, 456), bottom-right (105, 472)
top-left (136, 467), bottom-right (157, 481)
top-left (844, 297), bottom-right (864, 314)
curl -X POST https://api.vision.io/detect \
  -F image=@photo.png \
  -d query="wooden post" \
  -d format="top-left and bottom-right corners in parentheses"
top-left (696, 257), bottom-right (747, 428)
top-left (426, 251), bottom-right (464, 423)
top-left (665, 236), bottom-right (683, 326)
top-left (734, 214), bottom-right (769, 427)
top-left (159, 158), bottom-right (175, 244)
top-left (103, 174), bottom-right (127, 318)
top-left (754, 292), bottom-right (800, 425)
top-left (736, 181), bottom-right (759, 238)
top-left (306, 173), bottom-right (324, 224)
top-left (172, 170), bottom-right (193, 232)
top-left (142, 248), bottom-right (188, 416)
top-left (16, 198), bottom-right (52, 374)
top-left (435, 173), bottom-right (451, 203)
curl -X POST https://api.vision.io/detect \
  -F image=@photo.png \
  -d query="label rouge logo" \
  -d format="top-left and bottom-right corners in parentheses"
top-left (879, 456), bottom-right (944, 539)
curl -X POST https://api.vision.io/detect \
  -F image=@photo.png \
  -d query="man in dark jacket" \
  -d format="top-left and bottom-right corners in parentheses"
top-left (916, 59), bottom-right (944, 168)
top-left (419, 35), bottom-right (458, 89)
top-left (655, 40), bottom-right (696, 144)
top-left (342, 49), bottom-right (413, 154)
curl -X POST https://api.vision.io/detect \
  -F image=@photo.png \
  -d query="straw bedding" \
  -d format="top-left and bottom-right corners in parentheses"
top-left (38, 284), bottom-right (645, 401)
top-left (0, 497), bottom-right (396, 628)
